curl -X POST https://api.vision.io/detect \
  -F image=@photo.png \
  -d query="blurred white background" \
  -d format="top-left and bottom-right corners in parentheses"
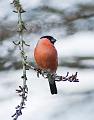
top-left (0, 0), bottom-right (94, 120)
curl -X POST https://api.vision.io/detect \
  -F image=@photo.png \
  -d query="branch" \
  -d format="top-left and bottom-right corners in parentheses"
top-left (26, 63), bottom-right (79, 82)
top-left (11, 1), bottom-right (29, 120)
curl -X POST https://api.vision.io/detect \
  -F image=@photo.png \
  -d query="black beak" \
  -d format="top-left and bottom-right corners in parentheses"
top-left (51, 38), bottom-right (56, 44)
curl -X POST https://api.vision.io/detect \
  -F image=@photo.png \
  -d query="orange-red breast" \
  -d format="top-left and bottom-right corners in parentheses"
top-left (34, 36), bottom-right (58, 94)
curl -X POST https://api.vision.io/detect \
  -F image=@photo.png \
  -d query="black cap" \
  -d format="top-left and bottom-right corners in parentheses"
top-left (40, 36), bottom-right (56, 44)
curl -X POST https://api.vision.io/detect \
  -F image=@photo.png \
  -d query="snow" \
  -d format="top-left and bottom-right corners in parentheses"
top-left (0, 31), bottom-right (94, 67)
top-left (0, 68), bottom-right (94, 120)
top-left (80, 60), bottom-right (94, 67)
top-left (73, 17), bottom-right (94, 31)
top-left (56, 31), bottom-right (94, 57)
top-left (0, 0), bottom-right (42, 21)
top-left (0, 0), bottom-right (11, 20)
top-left (19, 0), bottom-right (42, 9)
top-left (0, 0), bottom-right (94, 120)
top-left (0, 39), bottom-right (13, 57)
top-left (1, 0), bottom-right (94, 21)
top-left (48, 0), bottom-right (94, 10)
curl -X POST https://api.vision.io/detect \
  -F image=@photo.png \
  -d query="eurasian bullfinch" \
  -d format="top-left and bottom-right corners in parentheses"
top-left (34, 36), bottom-right (58, 94)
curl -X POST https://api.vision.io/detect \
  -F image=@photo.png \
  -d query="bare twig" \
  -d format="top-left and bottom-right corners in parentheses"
top-left (11, 0), bottom-right (29, 120)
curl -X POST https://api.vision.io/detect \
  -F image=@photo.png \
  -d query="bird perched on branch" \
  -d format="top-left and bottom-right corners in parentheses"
top-left (34, 36), bottom-right (58, 94)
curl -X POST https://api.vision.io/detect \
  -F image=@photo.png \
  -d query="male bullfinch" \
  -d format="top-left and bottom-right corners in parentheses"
top-left (34, 36), bottom-right (58, 94)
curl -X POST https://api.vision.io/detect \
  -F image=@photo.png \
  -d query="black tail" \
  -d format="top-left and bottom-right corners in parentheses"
top-left (48, 80), bottom-right (57, 95)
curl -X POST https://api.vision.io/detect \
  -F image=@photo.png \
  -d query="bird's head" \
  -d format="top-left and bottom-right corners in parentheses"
top-left (40, 36), bottom-right (56, 44)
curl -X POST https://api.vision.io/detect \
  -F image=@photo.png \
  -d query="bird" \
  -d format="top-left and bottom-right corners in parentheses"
top-left (34, 36), bottom-right (58, 95)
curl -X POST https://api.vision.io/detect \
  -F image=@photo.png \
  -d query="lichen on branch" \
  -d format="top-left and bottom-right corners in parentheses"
top-left (11, 0), bottom-right (29, 120)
